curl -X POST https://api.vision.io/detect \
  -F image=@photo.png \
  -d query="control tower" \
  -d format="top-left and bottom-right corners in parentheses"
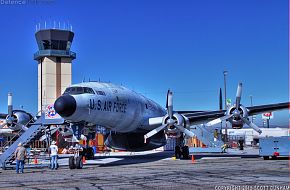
top-left (34, 29), bottom-right (76, 112)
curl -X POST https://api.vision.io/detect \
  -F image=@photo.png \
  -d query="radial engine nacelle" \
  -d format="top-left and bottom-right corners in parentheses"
top-left (0, 93), bottom-right (33, 131)
top-left (227, 105), bottom-right (248, 129)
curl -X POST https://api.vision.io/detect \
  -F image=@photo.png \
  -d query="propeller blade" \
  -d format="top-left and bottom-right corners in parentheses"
top-left (241, 117), bottom-right (262, 134)
top-left (8, 92), bottom-right (13, 117)
top-left (167, 91), bottom-right (173, 119)
top-left (236, 83), bottom-right (242, 109)
top-left (148, 117), bottom-right (163, 126)
top-left (144, 124), bottom-right (167, 140)
top-left (206, 114), bottom-right (233, 126)
top-left (166, 90), bottom-right (169, 108)
top-left (175, 125), bottom-right (195, 137)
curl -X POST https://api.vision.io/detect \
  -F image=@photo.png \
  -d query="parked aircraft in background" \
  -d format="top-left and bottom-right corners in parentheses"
top-left (0, 93), bottom-right (34, 134)
top-left (54, 81), bottom-right (288, 169)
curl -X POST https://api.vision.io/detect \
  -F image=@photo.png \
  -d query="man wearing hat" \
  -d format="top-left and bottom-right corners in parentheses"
top-left (49, 141), bottom-right (58, 170)
top-left (14, 142), bottom-right (27, 174)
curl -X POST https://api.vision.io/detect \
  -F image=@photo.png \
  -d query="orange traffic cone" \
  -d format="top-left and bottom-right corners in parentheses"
top-left (191, 155), bottom-right (195, 163)
top-left (82, 156), bottom-right (86, 164)
top-left (34, 157), bottom-right (38, 164)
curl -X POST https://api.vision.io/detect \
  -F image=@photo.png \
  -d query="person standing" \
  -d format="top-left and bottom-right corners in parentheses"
top-left (49, 141), bottom-right (58, 170)
top-left (14, 142), bottom-right (27, 174)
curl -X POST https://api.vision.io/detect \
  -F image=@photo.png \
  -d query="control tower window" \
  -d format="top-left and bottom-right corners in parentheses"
top-left (43, 40), bottom-right (51, 49)
top-left (66, 41), bottom-right (72, 50)
top-left (64, 87), bottom-right (95, 95)
top-left (51, 40), bottom-right (58, 49)
top-left (41, 40), bottom-right (68, 50)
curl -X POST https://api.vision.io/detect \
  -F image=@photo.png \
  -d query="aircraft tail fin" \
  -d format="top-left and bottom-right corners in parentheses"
top-left (219, 88), bottom-right (223, 110)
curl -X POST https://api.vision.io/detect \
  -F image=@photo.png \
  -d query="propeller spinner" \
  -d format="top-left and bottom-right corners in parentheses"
top-left (144, 90), bottom-right (194, 142)
top-left (206, 83), bottom-right (262, 134)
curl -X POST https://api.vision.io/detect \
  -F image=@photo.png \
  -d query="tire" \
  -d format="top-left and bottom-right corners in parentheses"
top-left (86, 147), bottom-right (94, 160)
top-left (181, 146), bottom-right (189, 159)
top-left (69, 156), bottom-right (76, 169)
top-left (175, 146), bottom-right (181, 159)
top-left (76, 156), bottom-right (83, 169)
top-left (271, 156), bottom-right (277, 160)
top-left (263, 156), bottom-right (269, 160)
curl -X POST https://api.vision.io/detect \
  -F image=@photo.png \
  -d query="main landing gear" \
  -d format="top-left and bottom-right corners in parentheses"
top-left (68, 145), bottom-right (84, 169)
top-left (175, 145), bottom-right (190, 159)
top-left (175, 134), bottom-right (190, 160)
top-left (68, 146), bottom-right (95, 169)
top-left (69, 155), bottom-right (83, 169)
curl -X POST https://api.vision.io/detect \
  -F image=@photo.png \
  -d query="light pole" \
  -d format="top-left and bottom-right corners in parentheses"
top-left (223, 70), bottom-right (228, 142)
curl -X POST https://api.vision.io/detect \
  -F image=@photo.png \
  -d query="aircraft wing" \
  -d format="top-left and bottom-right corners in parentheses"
top-left (0, 114), bottom-right (7, 119)
top-left (178, 102), bottom-right (289, 125)
top-left (180, 110), bottom-right (225, 125)
top-left (145, 85), bottom-right (288, 139)
top-left (176, 111), bottom-right (206, 114)
top-left (246, 102), bottom-right (289, 116)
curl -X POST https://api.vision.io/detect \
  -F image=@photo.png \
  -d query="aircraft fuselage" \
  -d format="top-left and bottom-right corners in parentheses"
top-left (55, 82), bottom-right (166, 133)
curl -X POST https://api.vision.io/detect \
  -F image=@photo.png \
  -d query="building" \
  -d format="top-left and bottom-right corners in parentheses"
top-left (34, 29), bottom-right (76, 112)
top-left (223, 128), bottom-right (289, 145)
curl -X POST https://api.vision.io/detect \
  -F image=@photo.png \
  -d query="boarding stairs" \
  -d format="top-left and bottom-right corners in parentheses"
top-left (189, 124), bottom-right (224, 153)
top-left (0, 117), bottom-right (45, 169)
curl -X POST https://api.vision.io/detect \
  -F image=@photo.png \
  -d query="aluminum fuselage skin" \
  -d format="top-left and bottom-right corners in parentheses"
top-left (64, 82), bottom-right (166, 133)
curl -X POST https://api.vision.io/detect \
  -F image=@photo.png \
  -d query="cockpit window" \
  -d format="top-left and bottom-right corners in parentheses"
top-left (84, 87), bottom-right (95, 94)
top-left (64, 87), bottom-right (95, 95)
top-left (96, 91), bottom-right (106, 96)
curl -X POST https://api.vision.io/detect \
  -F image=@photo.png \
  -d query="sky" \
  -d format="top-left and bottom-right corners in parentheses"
top-left (0, 0), bottom-right (288, 127)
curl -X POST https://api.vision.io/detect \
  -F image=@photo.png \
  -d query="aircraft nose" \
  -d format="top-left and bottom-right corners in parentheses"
top-left (54, 95), bottom-right (76, 117)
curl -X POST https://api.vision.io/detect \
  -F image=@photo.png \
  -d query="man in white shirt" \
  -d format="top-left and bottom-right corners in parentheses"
top-left (49, 141), bottom-right (58, 170)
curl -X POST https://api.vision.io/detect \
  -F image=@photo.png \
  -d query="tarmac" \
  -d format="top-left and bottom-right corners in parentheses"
top-left (0, 150), bottom-right (288, 190)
